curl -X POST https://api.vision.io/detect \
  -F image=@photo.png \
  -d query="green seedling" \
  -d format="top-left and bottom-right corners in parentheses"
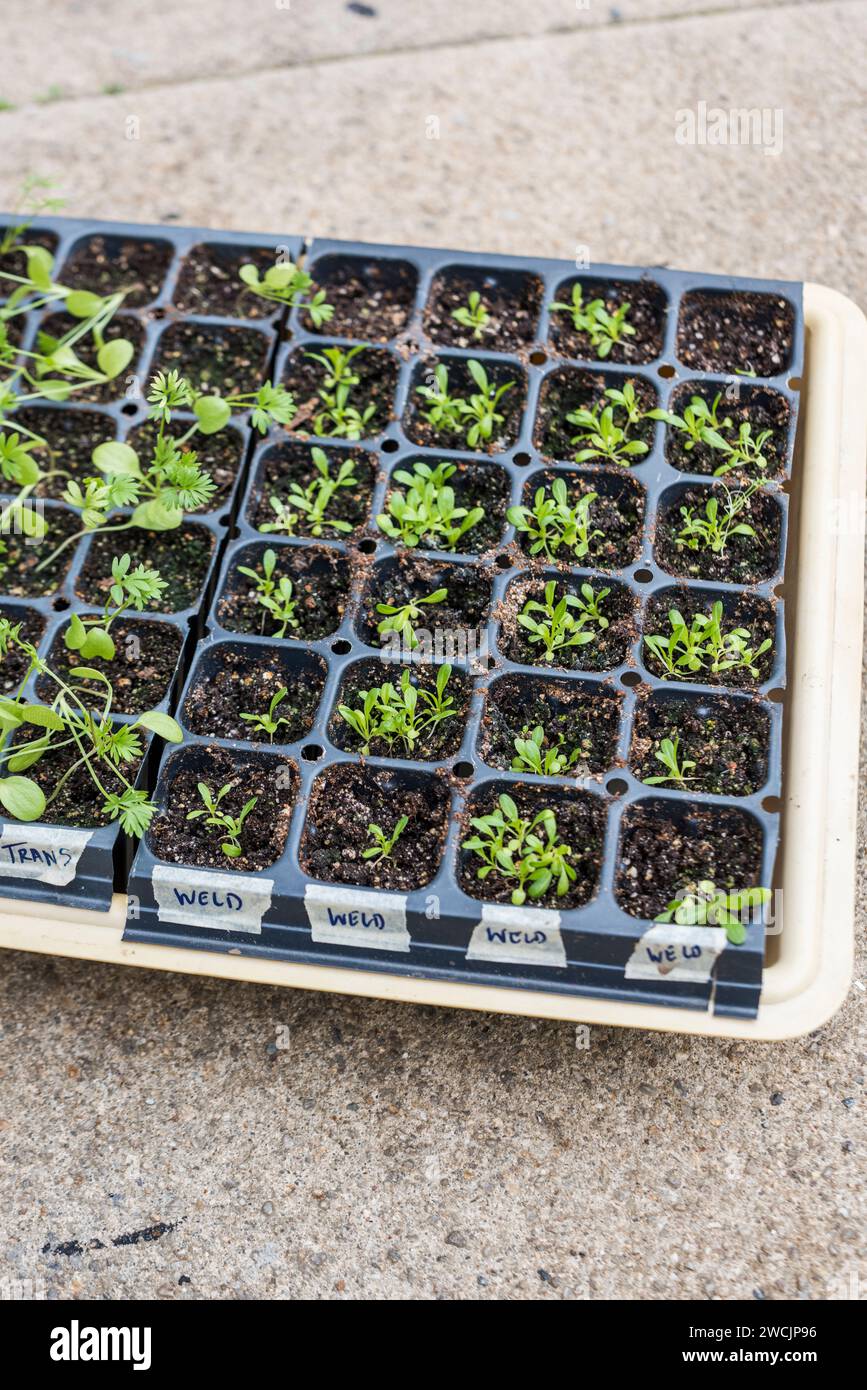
top-left (337, 664), bottom-right (456, 756)
top-left (363, 815), bottom-right (409, 864)
top-left (507, 479), bottom-right (602, 561)
top-left (375, 587), bottom-right (448, 652)
top-left (647, 392), bottom-right (733, 453)
top-left (63, 553), bottom-right (167, 661)
top-left (643, 602), bottom-right (772, 680)
top-left (376, 460), bottom-right (485, 551)
top-left (237, 548), bottom-right (300, 638)
top-left (510, 724), bottom-right (584, 777)
top-left (518, 579), bottom-right (609, 662)
top-left (451, 291), bottom-right (489, 340)
top-left (655, 880), bottom-right (771, 946)
top-left (567, 402), bottom-right (650, 466)
top-left (239, 687), bottom-right (294, 744)
top-left (186, 780), bottom-right (258, 858)
top-left (0, 616), bottom-right (181, 835)
top-left (712, 423), bottom-right (774, 478)
top-left (642, 733), bottom-right (696, 787)
top-left (675, 481), bottom-right (761, 555)
top-left (260, 446), bottom-right (359, 538)
top-left (238, 259), bottom-right (333, 326)
top-left (307, 345), bottom-right (375, 439)
top-left (415, 359), bottom-right (513, 449)
top-left (462, 792), bottom-right (577, 906)
top-left (548, 283), bottom-right (636, 359)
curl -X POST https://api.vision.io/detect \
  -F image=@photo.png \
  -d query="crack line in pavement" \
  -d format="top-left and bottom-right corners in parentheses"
top-left (0, 0), bottom-right (853, 112)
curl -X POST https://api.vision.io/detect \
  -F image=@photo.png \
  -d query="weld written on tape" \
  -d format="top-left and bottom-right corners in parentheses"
top-left (466, 904), bottom-right (566, 968)
top-left (625, 922), bottom-right (728, 983)
top-left (305, 884), bottom-right (411, 952)
top-left (152, 864), bottom-right (273, 935)
top-left (0, 823), bottom-right (93, 886)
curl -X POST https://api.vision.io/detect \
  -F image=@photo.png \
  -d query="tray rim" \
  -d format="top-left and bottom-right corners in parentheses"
top-left (0, 280), bottom-right (862, 1041)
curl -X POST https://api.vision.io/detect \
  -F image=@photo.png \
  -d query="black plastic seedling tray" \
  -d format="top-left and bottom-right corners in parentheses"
top-left (0, 217), bottom-right (303, 908)
top-left (112, 231), bottom-right (804, 1020)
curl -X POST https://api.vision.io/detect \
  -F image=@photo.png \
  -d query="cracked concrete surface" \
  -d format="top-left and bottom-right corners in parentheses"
top-left (0, 0), bottom-right (864, 1301)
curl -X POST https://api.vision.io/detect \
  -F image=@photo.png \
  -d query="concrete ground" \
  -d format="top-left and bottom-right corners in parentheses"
top-left (0, 0), bottom-right (865, 1301)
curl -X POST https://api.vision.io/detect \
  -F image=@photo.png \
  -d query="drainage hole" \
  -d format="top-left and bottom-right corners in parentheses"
top-left (620, 671), bottom-right (642, 688)
top-left (606, 777), bottom-right (628, 796)
top-left (357, 537), bottom-right (377, 554)
top-left (453, 761), bottom-right (474, 779)
top-left (301, 744), bottom-right (324, 762)
top-left (633, 567), bottom-right (654, 584)
top-left (381, 438), bottom-right (400, 454)
top-left (331, 639), bottom-right (352, 655)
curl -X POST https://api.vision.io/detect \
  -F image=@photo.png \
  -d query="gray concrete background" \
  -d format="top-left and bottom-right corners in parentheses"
top-left (0, 0), bottom-right (864, 1301)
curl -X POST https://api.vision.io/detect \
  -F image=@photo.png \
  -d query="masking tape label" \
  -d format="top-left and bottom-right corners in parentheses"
top-left (305, 884), bottom-right (410, 952)
top-left (466, 904), bottom-right (566, 968)
top-left (625, 923), bottom-right (728, 983)
top-left (152, 864), bottom-right (273, 935)
top-left (0, 823), bottom-right (92, 886)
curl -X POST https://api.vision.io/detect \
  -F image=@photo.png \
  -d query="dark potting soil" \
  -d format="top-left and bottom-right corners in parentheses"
top-left (37, 616), bottom-right (183, 713)
top-left (0, 505), bottom-right (80, 597)
top-left (60, 234), bottom-right (173, 307)
top-left (380, 458), bottom-right (511, 555)
top-left (480, 673), bottom-right (622, 776)
top-left (514, 468), bottom-right (645, 569)
top-left (615, 801), bottom-right (765, 920)
top-left (403, 357), bottom-right (526, 453)
top-left (329, 660), bottom-right (470, 762)
top-left (500, 576), bottom-right (637, 673)
top-left (0, 603), bottom-right (46, 691)
top-left (300, 257), bottom-right (418, 341)
top-left (630, 692), bottom-right (771, 797)
top-left (641, 588), bottom-right (776, 688)
top-left (151, 321), bottom-right (270, 396)
top-left (75, 523), bottom-right (214, 613)
top-left (182, 646), bottom-right (326, 742)
top-left (217, 543), bottom-right (349, 640)
top-left (359, 555), bottom-right (492, 650)
top-left (655, 485), bottom-right (783, 584)
top-left (247, 441), bottom-right (375, 538)
top-left (37, 312), bottom-right (145, 404)
top-left (534, 367), bottom-right (657, 461)
top-left (663, 383), bottom-right (792, 478)
top-left (458, 782), bottom-right (605, 911)
top-left (14, 405), bottom-right (116, 498)
top-left (148, 745), bottom-right (296, 872)
top-left (423, 269), bottom-right (544, 353)
top-left (676, 290), bottom-right (795, 377)
top-left (173, 243), bottom-right (280, 319)
top-left (19, 728), bottom-right (144, 829)
top-left (128, 416), bottom-right (243, 511)
top-left (547, 277), bottom-right (667, 365)
top-left (0, 227), bottom-right (58, 280)
top-left (300, 762), bottom-right (450, 891)
top-left (280, 345), bottom-right (397, 439)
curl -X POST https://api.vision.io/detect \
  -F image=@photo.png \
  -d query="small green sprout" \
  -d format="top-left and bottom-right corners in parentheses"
top-left (647, 392), bottom-right (733, 453)
top-left (655, 880), bottom-right (771, 946)
top-left (462, 792), bottom-right (577, 905)
top-left (712, 423), bottom-right (774, 479)
top-left (64, 554), bottom-right (167, 661)
top-left (238, 259), bottom-right (333, 326)
top-left (451, 291), bottom-right (489, 341)
top-left (375, 587), bottom-right (448, 652)
top-left (259, 446), bottom-right (359, 538)
top-left (642, 734), bottom-right (696, 787)
top-left (415, 359), bottom-right (513, 449)
top-left (186, 780), bottom-right (258, 858)
top-left (643, 602), bottom-right (772, 681)
top-left (548, 283), bottom-right (636, 359)
top-left (518, 579), bottom-right (609, 662)
top-left (376, 460), bottom-right (485, 551)
top-left (567, 400), bottom-right (649, 466)
top-left (510, 725), bottom-right (584, 777)
top-left (239, 686), bottom-right (293, 744)
top-left (237, 548), bottom-right (300, 638)
top-left (307, 345), bottom-right (375, 439)
top-left (507, 479), bottom-right (602, 561)
top-left (337, 664), bottom-right (456, 756)
top-left (363, 814), bottom-right (409, 864)
top-left (675, 481), bottom-right (761, 555)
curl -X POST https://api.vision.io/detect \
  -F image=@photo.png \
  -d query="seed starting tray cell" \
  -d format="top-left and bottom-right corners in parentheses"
top-left (112, 233), bottom-right (804, 1021)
